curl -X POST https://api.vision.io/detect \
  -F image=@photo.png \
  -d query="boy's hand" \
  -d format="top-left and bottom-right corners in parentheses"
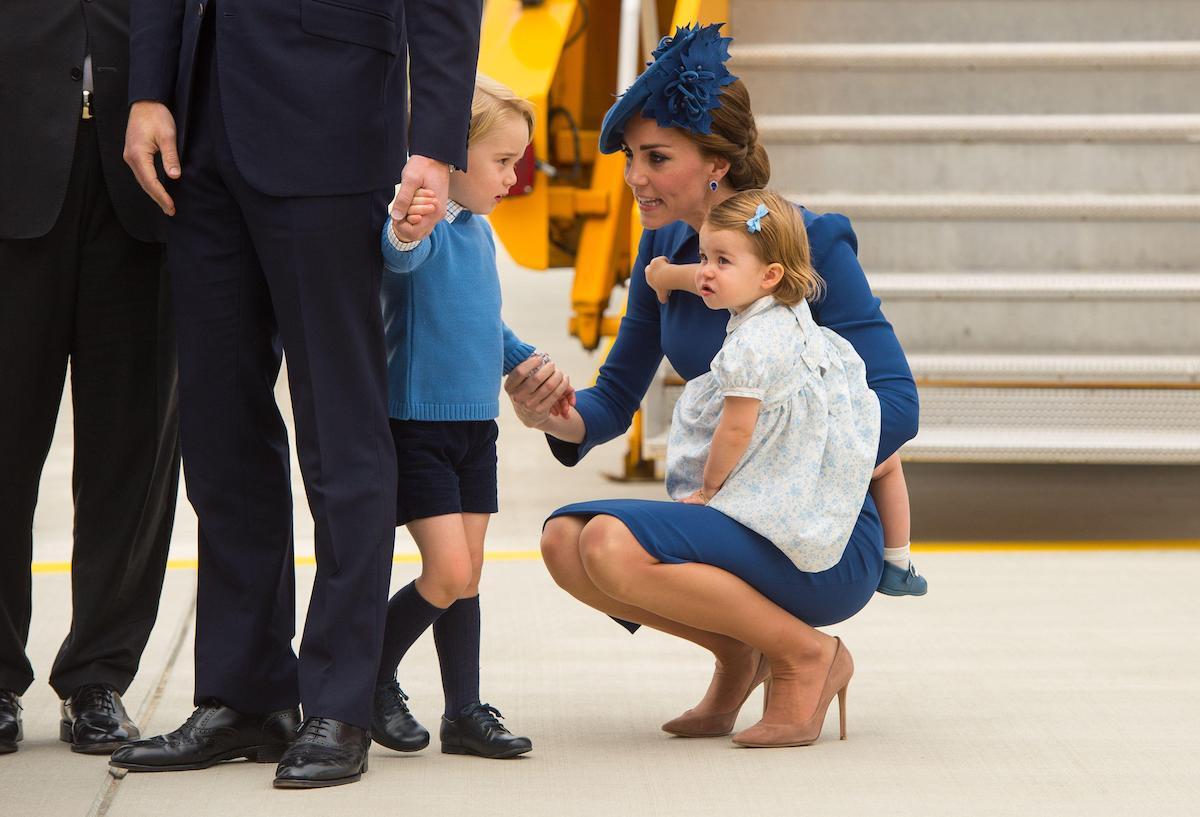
top-left (390, 188), bottom-right (438, 244)
top-left (550, 379), bottom-right (576, 419)
top-left (645, 256), bottom-right (675, 304)
top-left (392, 155), bottom-right (450, 241)
top-left (678, 489), bottom-right (709, 505)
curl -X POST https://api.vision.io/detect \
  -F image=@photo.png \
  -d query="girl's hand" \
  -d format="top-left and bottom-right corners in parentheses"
top-left (678, 489), bottom-right (710, 505)
top-left (390, 187), bottom-right (438, 243)
top-left (645, 255), bottom-right (675, 304)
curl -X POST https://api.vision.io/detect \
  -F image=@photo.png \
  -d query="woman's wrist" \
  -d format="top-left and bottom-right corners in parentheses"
top-left (538, 408), bottom-right (586, 444)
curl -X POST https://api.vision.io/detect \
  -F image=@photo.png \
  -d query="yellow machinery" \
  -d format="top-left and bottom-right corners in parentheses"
top-left (480, 0), bottom-right (728, 349)
top-left (479, 0), bottom-right (728, 477)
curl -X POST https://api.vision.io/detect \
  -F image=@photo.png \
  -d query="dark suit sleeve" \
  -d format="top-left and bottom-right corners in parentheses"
top-left (403, 0), bottom-right (483, 170)
top-left (129, 0), bottom-right (187, 105)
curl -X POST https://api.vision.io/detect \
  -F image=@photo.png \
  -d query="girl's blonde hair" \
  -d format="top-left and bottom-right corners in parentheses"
top-left (469, 74), bottom-right (536, 147)
top-left (704, 189), bottom-right (823, 306)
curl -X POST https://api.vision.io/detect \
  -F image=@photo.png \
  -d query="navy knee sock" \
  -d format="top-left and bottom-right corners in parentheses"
top-left (377, 581), bottom-right (447, 684)
top-left (433, 595), bottom-right (481, 718)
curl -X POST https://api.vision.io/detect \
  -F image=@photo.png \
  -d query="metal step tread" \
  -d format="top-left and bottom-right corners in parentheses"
top-left (908, 354), bottom-right (1200, 384)
top-left (757, 114), bottom-right (1200, 142)
top-left (647, 427), bottom-right (1200, 464)
top-left (787, 192), bottom-right (1200, 220)
top-left (732, 40), bottom-right (1200, 68)
top-left (904, 426), bottom-right (1200, 464)
top-left (872, 271), bottom-right (1200, 300)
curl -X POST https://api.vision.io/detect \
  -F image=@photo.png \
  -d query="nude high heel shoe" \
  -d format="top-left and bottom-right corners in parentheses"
top-left (732, 637), bottom-right (853, 748)
top-left (661, 651), bottom-right (770, 738)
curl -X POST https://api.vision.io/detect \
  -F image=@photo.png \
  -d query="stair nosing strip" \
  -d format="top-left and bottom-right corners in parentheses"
top-left (732, 41), bottom-right (1200, 69)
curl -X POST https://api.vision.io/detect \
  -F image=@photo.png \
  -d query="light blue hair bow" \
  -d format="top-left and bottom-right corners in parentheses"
top-left (745, 203), bottom-right (770, 234)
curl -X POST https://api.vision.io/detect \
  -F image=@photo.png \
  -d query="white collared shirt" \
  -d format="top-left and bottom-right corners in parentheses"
top-left (385, 199), bottom-right (466, 252)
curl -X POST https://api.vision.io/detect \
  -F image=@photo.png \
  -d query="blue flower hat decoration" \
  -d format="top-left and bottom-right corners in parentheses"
top-left (598, 22), bottom-right (738, 155)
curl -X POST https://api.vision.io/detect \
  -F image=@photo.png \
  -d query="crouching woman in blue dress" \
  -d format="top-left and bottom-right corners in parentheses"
top-left (504, 25), bottom-right (919, 747)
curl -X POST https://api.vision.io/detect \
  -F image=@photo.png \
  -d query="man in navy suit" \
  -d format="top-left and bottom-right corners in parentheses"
top-left (108, 0), bottom-right (483, 788)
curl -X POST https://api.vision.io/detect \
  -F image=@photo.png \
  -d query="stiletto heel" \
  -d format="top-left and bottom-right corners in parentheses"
top-left (761, 676), bottom-right (772, 716)
top-left (662, 651), bottom-right (770, 738)
top-left (837, 685), bottom-right (847, 740)
top-left (732, 637), bottom-right (854, 749)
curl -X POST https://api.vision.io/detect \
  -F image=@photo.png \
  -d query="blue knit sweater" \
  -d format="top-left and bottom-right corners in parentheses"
top-left (380, 206), bottom-right (535, 421)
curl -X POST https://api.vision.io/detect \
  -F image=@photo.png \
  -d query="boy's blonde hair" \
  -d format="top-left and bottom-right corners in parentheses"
top-left (469, 74), bottom-right (535, 147)
top-left (704, 189), bottom-right (823, 306)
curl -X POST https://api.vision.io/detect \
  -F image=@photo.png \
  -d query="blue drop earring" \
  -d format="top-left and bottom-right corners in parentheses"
top-left (708, 180), bottom-right (719, 192)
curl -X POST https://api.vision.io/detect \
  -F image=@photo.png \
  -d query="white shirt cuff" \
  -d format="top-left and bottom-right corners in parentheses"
top-left (386, 224), bottom-right (422, 252)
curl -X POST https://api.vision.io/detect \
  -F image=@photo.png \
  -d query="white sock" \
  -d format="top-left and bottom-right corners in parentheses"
top-left (883, 543), bottom-right (911, 570)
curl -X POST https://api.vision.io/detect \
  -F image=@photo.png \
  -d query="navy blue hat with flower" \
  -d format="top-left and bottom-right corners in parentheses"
top-left (599, 22), bottom-right (738, 155)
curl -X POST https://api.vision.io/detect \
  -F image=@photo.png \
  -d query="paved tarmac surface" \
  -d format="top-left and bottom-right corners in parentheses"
top-left (6, 252), bottom-right (1198, 816)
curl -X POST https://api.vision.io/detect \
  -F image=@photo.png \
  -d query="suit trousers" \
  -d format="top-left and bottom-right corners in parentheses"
top-left (0, 120), bottom-right (180, 699)
top-left (168, 17), bottom-right (397, 728)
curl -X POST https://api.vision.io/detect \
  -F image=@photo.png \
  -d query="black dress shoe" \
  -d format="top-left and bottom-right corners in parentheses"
top-left (371, 680), bottom-right (429, 753)
top-left (273, 717), bottom-right (370, 789)
top-left (440, 702), bottom-right (531, 759)
top-left (0, 690), bottom-right (21, 754)
top-left (60, 684), bottom-right (139, 755)
top-left (109, 701), bottom-right (300, 771)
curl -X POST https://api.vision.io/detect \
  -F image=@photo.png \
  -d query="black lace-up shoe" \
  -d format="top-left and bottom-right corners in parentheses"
top-left (109, 701), bottom-right (300, 771)
top-left (0, 690), bottom-right (21, 754)
top-left (60, 684), bottom-right (139, 754)
top-left (273, 717), bottom-right (370, 789)
top-left (440, 702), bottom-right (532, 759)
top-left (371, 680), bottom-right (429, 752)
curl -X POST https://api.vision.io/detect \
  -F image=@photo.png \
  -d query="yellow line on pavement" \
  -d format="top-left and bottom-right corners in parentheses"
top-left (27, 541), bottom-right (1200, 575)
top-left (30, 550), bottom-right (544, 574)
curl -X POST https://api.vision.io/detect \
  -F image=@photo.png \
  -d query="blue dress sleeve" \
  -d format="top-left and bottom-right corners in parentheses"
top-left (806, 213), bottom-right (919, 464)
top-left (547, 230), bottom-right (666, 466)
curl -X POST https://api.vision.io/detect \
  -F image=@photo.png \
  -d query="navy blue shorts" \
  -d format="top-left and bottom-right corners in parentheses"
top-left (546, 496), bottom-right (883, 629)
top-left (391, 419), bottom-right (499, 526)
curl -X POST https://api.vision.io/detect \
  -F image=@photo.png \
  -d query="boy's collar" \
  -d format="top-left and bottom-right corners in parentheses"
top-left (445, 200), bottom-right (469, 223)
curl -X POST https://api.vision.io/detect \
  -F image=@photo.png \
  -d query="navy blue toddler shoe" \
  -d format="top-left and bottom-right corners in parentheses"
top-left (877, 562), bottom-right (928, 596)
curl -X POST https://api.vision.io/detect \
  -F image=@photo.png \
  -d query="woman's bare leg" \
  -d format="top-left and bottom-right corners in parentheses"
top-left (576, 516), bottom-right (839, 729)
top-left (541, 516), bottom-right (759, 715)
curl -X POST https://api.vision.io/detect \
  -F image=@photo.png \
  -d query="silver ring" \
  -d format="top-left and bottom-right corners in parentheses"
top-left (528, 351), bottom-right (552, 379)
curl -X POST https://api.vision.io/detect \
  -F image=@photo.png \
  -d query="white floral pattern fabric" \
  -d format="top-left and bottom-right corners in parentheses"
top-left (666, 296), bottom-right (881, 572)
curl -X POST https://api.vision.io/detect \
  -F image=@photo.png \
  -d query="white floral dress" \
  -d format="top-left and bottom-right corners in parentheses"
top-left (666, 295), bottom-right (881, 572)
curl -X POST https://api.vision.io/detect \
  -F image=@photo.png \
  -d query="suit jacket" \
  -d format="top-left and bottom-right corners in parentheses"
top-left (0, 0), bottom-right (165, 242)
top-left (129, 0), bottom-right (482, 198)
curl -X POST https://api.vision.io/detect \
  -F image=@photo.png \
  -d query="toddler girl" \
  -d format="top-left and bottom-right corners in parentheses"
top-left (666, 189), bottom-right (918, 586)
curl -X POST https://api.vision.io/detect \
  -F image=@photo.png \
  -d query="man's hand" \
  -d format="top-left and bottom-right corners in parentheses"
top-left (645, 256), bottom-right (675, 304)
top-left (390, 188), bottom-right (438, 244)
top-left (124, 101), bottom-right (180, 216)
top-left (391, 155), bottom-right (451, 242)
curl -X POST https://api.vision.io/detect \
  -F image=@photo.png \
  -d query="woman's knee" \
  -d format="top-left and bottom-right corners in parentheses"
top-left (541, 517), bottom-right (583, 577)
top-left (578, 516), bottom-right (644, 596)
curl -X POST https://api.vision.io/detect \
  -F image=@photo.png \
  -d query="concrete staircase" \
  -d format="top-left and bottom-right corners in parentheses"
top-left (727, 0), bottom-right (1200, 468)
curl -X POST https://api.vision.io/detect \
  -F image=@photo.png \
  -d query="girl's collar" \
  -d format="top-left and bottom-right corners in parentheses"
top-left (726, 294), bottom-right (777, 333)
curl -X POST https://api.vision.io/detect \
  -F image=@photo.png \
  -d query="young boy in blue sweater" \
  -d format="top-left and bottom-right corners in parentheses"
top-left (370, 75), bottom-right (571, 760)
